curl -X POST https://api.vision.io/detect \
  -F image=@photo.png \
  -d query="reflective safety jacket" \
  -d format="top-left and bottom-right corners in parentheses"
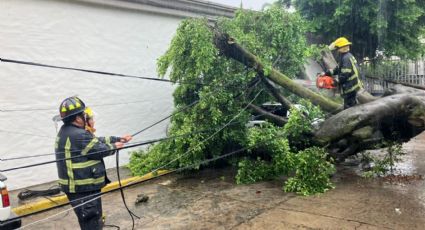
top-left (55, 124), bottom-right (120, 193)
top-left (329, 52), bottom-right (363, 95)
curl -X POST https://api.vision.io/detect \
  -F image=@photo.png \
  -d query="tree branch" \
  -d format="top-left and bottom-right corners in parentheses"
top-left (248, 104), bottom-right (287, 126)
top-left (212, 30), bottom-right (342, 113)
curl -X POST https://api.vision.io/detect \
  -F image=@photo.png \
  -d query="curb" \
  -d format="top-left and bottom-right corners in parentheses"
top-left (12, 170), bottom-right (170, 216)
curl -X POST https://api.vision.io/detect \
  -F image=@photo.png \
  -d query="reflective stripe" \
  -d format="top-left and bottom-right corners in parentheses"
top-left (55, 136), bottom-right (60, 149)
top-left (105, 136), bottom-right (114, 149)
top-left (58, 176), bottom-right (105, 186)
top-left (350, 56), bottom-right (363, 88)
top-left (344, 83), bottom-right (361, 94)
top-left (81, 138), bottom-right (99, 155)
top-left (65, 138), bottom-right (75, 193)
top-left (348, 74), bottom-right (357, 81)
top-left (341, 68), bottom-right (352, 73)
top-left (72, 160), bottom-right (101, 169)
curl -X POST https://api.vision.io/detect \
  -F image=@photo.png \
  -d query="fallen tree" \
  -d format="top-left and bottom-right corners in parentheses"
top-left (129, 6), bottom-right (425, 195)
top-left (211, 27), bottom-right (425, 160)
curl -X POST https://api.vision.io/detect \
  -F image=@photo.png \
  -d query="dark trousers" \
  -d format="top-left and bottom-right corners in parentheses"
top-left (343, 91), bottom-right (357, 109)
top-left (66, 190), bottom-right (103, 230)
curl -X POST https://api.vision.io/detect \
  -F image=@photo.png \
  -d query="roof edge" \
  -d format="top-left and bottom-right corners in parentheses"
top-left (71, 0), bottom-right (237, 19)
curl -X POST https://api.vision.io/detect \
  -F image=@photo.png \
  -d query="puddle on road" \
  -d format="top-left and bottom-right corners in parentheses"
top-left (337, 141), bottom-right (425, 210)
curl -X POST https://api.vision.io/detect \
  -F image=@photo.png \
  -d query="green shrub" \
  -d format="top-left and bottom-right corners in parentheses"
top-left (284, 99), bottom-right (324, 151)
top-left (284, 147), bottom-right (335, 196)
top-left (236, 158), bottom-right (275, 184)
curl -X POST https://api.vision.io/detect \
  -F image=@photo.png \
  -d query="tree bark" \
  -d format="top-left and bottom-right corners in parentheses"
top-left (315, 85), bottom-right (425, 159)
top-left (213, 31), bottom-right (342, 113)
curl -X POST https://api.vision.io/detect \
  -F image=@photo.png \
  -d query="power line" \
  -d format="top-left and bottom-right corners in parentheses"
top-left (0, 57), bottom-right (205, 86)
top-left (16, 90), bottom-right (263, 228)
top-left (150, 89), bottom-right (263, 173)
top-left (0, 107), bottom-right (277, 162)
top-left (0, 129), bottom-right (54, 139)
top-left (0, 98), bottom-right (171, 113)
top-left (16, 146), bottom-right (248, 229)
top-left (0, 88), bottom-right (260, 172)
top-left (0, 78), bottom-right (257, 161)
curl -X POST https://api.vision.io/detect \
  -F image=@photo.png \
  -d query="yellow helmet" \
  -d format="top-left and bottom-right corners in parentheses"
top-left (329, 37), bottom-right (352, 50)
top-left (84, 107), bottom-right (94, 119)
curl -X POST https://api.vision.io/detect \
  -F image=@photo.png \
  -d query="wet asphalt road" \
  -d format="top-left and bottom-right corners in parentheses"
top-left (18, 132), bottom-right (425, 229)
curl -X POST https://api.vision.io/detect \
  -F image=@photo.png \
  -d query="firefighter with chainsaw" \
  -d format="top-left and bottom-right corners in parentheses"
top-left (325, 37), bottom-right (363, 109)
top-left (55, 96), bottom-right (131, 230)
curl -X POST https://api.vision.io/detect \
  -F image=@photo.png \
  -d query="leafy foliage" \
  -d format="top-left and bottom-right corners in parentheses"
top-left (130, 6), bottom-right (311, 175)
top-left (245, 123), bottom-right (292, 175)
top-left (284, 99), bottom-right (325, 151)
top-left (129, 6), bottom-right (336, 196)
top-left (236, 157), bottom-right (275, 184)
top-left (285, 0), bottom-right (425, 60)
top-left (218, 6), bottom-right (312, 78)
top-left (236, 123), bottom-right (335, 196)
top-left (284, 147), bottom-right (336, 196)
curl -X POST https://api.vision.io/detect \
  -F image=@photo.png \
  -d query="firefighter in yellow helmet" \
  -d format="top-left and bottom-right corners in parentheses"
top-left (55, 97), bottom-right (131, 230)
top-left (325, 37), bottom-right (363, 109)
top-left (84, 107), bottom-right (96, 134)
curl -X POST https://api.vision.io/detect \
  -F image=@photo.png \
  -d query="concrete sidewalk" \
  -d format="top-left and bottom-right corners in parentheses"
top-left (19, 132), bottom-right (425, 229)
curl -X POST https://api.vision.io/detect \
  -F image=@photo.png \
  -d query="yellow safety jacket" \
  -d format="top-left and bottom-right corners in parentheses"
top-left (55, 124), bottom-right (119, 193)
top-left (329, 52), bottom-right (363, 95)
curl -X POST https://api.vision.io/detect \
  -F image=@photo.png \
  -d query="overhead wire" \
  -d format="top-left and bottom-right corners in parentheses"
top-left (16, 144), bottom-right (249, 229)
top-left (0, 81), bottom-right (259, 170)
top-left (1, 66), bottom-right (259, 162)
top-left (0, 57), bottom-right (205, 86)
top-left (116, 150), bottom-right (139, 230)
top-left (0, 55), bottom-right (268, 229)
top-left (0, 105), bottom-right (277, 162)
top-left (149, 89), bottom-right (263, 173)
top-left (114, 87), bottom-right (263, 230)
top-left (0, 78), bottom-right (257, 162)
top-left (7, 83), bottom-right (263, 223)
top-left (0, 98), bottom-right (171, 113)
top-left (0, 129), bottom-right (54, 139)
top-left (17, 89), bottom-right (264, 229)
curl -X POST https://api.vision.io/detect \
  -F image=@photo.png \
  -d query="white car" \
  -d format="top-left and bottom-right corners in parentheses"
top-left (0, 174), bottom-right (21, 230)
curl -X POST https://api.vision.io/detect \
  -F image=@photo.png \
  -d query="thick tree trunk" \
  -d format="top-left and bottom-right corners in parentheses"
top-left (212, 29), bottom-right (425, 160)
top-left (213, 31), bottom-right (342, 113)
top-left (315, 85), bottom-right (425, 160)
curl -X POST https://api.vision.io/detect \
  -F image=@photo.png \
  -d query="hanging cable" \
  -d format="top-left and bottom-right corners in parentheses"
top-left (149, 89), bottom-right (263, 173)
top-left (1, 75), bottom-right (257, 161)
top-left (0, 106), bottom-right (278, 162)
top-left (0, 90), bottom-right (260, 172)
top-left (131, 100), bottom-right (198, 137)
top-left (0, 57), bottom-right (206, 86)
top-left (17, 186), bottom-right (61, 201)
top-left (116, 150), bottom-right (139, 230)
top-left (8, 88), bottom-right (263, 225)
top-left (16, 144), bottom-right (249, 229)
top-left (0, 97), bottom-right (171, 113)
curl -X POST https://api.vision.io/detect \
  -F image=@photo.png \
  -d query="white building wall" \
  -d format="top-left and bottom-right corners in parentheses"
top-left (0, 0), bottom-right (183, 190)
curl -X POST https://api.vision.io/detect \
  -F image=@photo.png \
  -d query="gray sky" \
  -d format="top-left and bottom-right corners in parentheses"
top-left (209, 0), bottom-right (276, 10)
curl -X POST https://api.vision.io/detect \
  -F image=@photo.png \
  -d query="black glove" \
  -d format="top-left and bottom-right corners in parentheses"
top-left (325, 69), bottom-right (332, 76)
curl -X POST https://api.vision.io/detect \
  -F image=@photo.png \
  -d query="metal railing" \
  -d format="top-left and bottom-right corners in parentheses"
top-left (361, 59), bottom-right (425, 95)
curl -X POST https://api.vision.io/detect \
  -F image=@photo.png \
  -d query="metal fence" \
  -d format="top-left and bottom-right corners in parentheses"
top-left (361, 59), bottom-right (425, 95)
